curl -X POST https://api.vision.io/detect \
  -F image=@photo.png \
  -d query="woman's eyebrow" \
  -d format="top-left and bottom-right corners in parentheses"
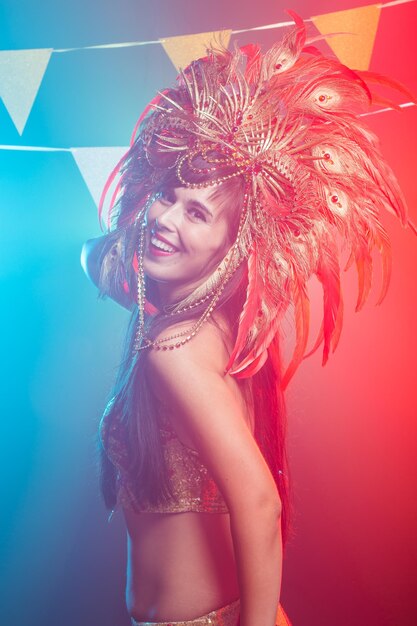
top-left (188, 200), bottom-right (214, 218)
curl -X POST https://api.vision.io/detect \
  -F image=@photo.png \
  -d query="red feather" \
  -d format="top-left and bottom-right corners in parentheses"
top-left (230, 349), bottom-right (269, 379)
top-left (281, 278), bottom-right (311, 389)
top-left (354, 249), bottom-right (373, 312)
top-left (316, 245), bottom-right (342, 366)
top-left (225, 246), bottom-right (264, 373)
top-left (356, 70), bottom-right (417, 104)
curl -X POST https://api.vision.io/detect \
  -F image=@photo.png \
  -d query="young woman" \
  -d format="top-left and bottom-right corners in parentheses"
top-left (82, 12), bottom-right (415, 626)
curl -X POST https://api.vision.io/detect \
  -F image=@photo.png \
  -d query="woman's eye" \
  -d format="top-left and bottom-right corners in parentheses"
top-left (189, 208), bottom-right (206, 222)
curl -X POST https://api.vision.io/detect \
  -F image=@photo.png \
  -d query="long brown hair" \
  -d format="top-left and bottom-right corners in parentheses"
top-left (98, 149), bottom-right (293, 546)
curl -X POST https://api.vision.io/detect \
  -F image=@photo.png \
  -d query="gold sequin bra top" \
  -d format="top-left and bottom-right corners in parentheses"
top-left (99, 397), bottom-right (229, 515)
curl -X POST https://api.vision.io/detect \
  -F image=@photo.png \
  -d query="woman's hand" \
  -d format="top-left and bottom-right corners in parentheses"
top-left (146, 319), bottom-right (282, 626)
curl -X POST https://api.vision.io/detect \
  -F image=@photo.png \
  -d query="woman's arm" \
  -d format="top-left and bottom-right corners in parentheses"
top-left (146, 320), bottom-right (282, 626)
top-left (80, 235), bottom-right (133, 311)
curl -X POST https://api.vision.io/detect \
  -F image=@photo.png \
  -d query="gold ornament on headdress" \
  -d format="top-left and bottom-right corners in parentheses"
top-left (101, 10), bottom-right (416, 387)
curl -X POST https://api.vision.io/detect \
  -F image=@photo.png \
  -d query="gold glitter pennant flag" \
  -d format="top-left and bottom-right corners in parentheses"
top-left (311, 4), bottom-right (381, 71)
top-left (0, 48), bottom-right (52, 135)
top-left (160, 29), bottom-right (232, 72)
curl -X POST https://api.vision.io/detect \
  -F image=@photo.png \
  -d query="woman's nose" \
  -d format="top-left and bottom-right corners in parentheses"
top-left (154, 202), bottom-right (181, 231)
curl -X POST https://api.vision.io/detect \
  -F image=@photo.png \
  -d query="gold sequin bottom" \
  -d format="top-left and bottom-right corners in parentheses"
top-left (131, 599), bottom-right (240, 626)
top-left (130, 598), bottom-right (292, 626)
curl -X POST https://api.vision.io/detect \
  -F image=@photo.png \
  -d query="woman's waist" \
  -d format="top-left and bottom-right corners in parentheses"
top-left (127, 579), bottom-right (239, 624)
top-left (125, 509), bottom-right (239, 617)
top-left (126, 560), bottom-right (240, 623)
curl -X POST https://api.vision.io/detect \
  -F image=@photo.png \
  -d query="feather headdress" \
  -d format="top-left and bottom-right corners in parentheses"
top-left (99, 10), bottom-right (416, 387)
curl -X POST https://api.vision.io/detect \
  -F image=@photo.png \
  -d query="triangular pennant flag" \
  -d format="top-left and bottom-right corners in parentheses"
top-left (0, 48), bottom-right (52, 135)
top-left (71, 147), bottom-right (129, 207)
top-left (311, 4), bottom-right (381, 71)
top-left (161, 29), bottom-right (232, 72)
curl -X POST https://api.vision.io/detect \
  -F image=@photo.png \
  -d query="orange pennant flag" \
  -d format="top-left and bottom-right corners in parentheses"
top-left (311, 4), bottom-right (381, 71)
top-left (161, 29), bottom-right (232, 72)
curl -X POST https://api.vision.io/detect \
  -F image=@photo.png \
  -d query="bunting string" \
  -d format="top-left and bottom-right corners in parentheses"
top-left (0, 0), bottom-right (415, 208)
top-left (26, 0), bottom-right (416, 53)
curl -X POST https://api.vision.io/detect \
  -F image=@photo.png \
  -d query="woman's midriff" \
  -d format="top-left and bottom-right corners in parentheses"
top-left (124, 508), bottom-right (240, 622)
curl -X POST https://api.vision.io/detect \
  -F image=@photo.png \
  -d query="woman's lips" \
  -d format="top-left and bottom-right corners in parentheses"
top-left (149, 233), bottom-right (179, 256)
top-left (149, 242), bottom-right (177, 256)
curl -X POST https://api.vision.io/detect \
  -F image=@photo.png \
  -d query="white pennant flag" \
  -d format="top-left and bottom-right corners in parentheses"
top-left (0, 48), bottom-right (52, 135)
top-left (71, 147), bottom-right (129, 207)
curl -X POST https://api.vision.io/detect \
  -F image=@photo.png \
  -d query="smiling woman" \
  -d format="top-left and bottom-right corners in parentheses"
top-left (144, 185), bottom-right (239, 303)
top-left (91, 169), bottom-right (290, 626)
top-left (82, 11), bottom-right (414, 626)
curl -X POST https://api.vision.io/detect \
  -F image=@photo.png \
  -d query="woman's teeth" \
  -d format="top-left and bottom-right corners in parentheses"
top-left (151, 236), bottom-right (177, 253)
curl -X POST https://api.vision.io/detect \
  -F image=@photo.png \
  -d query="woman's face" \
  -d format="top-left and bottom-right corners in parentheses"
top-left (143, 186), bottom-right (233, 303)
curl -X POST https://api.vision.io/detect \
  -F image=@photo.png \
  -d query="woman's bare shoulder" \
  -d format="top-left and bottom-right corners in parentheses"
top-left (146, 313), bottom-right (232, 378)
top-left (144, 313), bottom-right (279, 513)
